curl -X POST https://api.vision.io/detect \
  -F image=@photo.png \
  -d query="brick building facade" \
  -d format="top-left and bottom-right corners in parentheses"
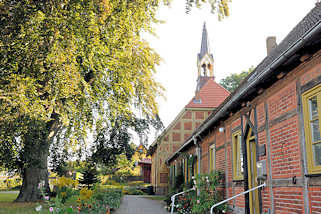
top-left (166, 4), bottom-right (321, 213)
top-left (148, 24), bottom-right (229, 195)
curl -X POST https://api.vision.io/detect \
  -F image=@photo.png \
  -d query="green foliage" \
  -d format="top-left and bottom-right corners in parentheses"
top-left (0, 0), bottom-right (165, 178)
top-left (190, 171), bottom-right (227, 214)
top-left (92, 188), bottom-right (123, 210)
top-left (79, 165), bottom-right (99, 189)
top-left (219, 67), bottom-right (254, 93)
top-left (124, 186), bottom-right (145, 195)
top-left (0, 176), bottom-right (22, 191)
top-left (185, 0), bottom-right (231, 20)
top-left (165, 171), bottom-right (227, 214)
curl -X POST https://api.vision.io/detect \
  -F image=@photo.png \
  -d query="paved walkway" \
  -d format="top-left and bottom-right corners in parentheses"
top-left (114, 195), bottom-right (170, 214)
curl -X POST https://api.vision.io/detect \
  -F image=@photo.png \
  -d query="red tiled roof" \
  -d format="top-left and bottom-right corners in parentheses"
top-left (186, 77), bottom-right (230, 108)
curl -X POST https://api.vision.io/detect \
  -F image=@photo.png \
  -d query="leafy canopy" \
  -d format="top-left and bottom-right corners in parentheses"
top-left (0, 0), bottom-right (231, 172)
top-left (219, 67), bottom-right (254, 93)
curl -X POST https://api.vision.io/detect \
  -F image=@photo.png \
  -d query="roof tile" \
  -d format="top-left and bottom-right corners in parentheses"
top-left (186, 77), bottom-right (230, 108)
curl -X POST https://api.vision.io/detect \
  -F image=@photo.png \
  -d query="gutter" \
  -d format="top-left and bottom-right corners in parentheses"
top-left (166, 18), bottom-right (321, 165)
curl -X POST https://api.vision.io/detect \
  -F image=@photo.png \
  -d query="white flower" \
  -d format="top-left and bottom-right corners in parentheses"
top-left (35, 205), bottom-right (42, 212)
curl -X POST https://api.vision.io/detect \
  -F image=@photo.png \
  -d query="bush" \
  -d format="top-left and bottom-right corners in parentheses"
top-left (165, 171), bottom-right (228, 214)
top-left (0, 176), bottom-right (22, 190)
top-left (92, 189), bottom-right (123, 210)
top-left (124, 186), bottom-right (145, 195)
top-left (51, 176), bottom-right (78, 203)
top-left (190, 171), bottom-right (228, 214)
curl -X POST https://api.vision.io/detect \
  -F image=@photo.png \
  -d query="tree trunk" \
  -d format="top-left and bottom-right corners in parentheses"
top-left (15, 140), bottom-right (50, 202)
top-left (15, 117), bottom-right (59, 202)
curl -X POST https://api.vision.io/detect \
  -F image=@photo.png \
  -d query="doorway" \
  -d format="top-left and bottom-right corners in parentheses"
top-left (246, 127), bottom-right (260, 214)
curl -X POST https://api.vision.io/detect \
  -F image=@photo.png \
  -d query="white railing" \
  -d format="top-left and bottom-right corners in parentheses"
top-left (170, 187), bottom-right (196, 214)
top-left (210, 183), bottom-right (266, 214)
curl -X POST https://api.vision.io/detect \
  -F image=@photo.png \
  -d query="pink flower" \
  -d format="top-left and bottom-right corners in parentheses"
top-left (44, 196), bottom-right (49, 200)
top-left (197, 200), bottom-right (200, 204)
top-left (49, 207), bottom-right (54, 212)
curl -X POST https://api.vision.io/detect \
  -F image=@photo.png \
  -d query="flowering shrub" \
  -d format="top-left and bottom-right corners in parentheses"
top-left (175, 193), bottom-right (193, 214)
top-left (52, 176), bottom-right (78, 203)
top-left (36, 180), bottom-right (74, 214)
top-left (190, 171), bottom-right (228, 214)
top-left (79, 187), bottom-right (93, 201)
top-left (0, 176), bottom-right (22, 190)
top-left (52, 176), bottom-right (78, 189)
top-left (165, 171), bottom-right (228, 214)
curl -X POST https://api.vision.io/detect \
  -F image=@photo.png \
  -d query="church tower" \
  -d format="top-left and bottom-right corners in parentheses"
top-left (195, 22), bottom-right (215, 99)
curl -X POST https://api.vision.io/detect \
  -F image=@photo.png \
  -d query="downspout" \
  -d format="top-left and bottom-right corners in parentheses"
top-left (193, 136), bottom-right (201, 196)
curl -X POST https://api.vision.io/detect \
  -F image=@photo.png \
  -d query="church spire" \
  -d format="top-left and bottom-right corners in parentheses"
top-left (196, 22), bottom-right (214, 93)
top-left (198, 22), bottom-right (210, 61)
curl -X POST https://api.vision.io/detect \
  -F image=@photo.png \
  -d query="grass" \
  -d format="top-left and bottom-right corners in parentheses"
top-left (0, 192), bottom-right (41, 214)
top-left (0, 192), bottom-right (18, 202)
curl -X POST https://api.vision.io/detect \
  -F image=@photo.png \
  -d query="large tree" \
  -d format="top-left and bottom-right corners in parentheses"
top-left (0, 0), bottom-right (230, 202)
top-left (219, 67), bottom-right (254, 93)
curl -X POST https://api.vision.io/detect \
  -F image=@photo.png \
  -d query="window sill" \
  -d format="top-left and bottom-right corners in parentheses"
top-left (233, 179), bottom-right (244, 182)
top-left (305, 173), bottom-right (321, 177)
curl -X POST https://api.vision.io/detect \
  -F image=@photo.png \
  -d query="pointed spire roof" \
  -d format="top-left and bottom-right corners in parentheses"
top-left (198, 22), bottom-right (210, 60)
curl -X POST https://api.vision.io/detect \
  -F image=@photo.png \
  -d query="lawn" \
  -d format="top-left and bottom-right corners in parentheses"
top-left (0, 192), bottom-right (40, 214)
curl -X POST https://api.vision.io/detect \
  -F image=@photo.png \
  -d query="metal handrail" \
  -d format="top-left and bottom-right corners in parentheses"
top-left (170, 187), bottom-right (196, 214)
top-left (210, 183), bottom-right (266, 214)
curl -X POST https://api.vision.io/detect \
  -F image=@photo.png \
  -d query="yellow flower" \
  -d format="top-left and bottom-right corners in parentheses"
top-left (79, 188), bottom-right (93, 201)
top-left (60, 192), bottom-right (67, 197)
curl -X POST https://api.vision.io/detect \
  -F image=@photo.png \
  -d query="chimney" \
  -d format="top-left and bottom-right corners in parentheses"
top-left (266, 36), bottom-right (277, 55)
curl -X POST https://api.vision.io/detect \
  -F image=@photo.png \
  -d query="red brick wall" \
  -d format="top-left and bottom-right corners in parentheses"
top-left (300, 63), bottom-right (321, 85)
top-left (270, 116), bottom-right (301, 179)
top-left (183, 111), bottom-right (192, 119)
top-left (268, 82), bottom-right (296, 121)
top-left (309, 187), bottom-right (321, 213)
top-left (273, 187), bottom-right (304, 213)
top-left (232, 118), bottom-right (241, 130)
top-left (262, 187), bottom-right (271, 213)
top-left (172, 132), bottom-right (181, 142)
top-left (184, 121), bottom-right (192, 130)
top-left (227, 144), bottom-right (233, 184)
top-left (173, 122), bottom-right (181, 130)
top-left (257, 102), bottom-right (265, 128)
top-left (184, 133), bottom-right (190, 140)
top-left (216, 148), bottom-right (225, 171)
top-left (234, 187), bottom-right (245, 208)
top-left (168, 51), bottom-right (321, 213)
top-left (195, 111), bottom-right (204, 120)
top-left (216, 130), bottom-right (225, 147)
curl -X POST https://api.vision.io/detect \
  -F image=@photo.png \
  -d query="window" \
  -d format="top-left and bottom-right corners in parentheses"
top-left (232, 131), bottom-right (244, 180)
top-left (193, 157), bottom-right (198, 177)
top-left (209, 144), bottom-right (215, 172)
top-left (183, 158), bottom-right (187, 183)
top-left (302, 85), bottom-right (321, 174)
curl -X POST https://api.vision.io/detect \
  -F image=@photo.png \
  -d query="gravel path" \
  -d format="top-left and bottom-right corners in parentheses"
top-left (114, 195), bottom-right (170, 214)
